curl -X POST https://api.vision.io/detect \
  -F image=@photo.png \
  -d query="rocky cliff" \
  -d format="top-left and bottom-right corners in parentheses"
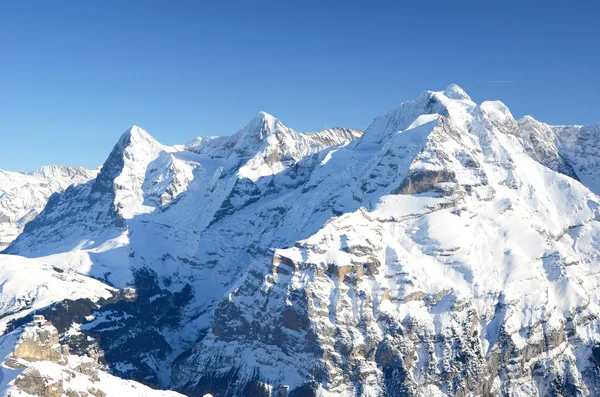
top-left (1, 321), bottom-right (183, 397)
top-left (0, 166), bottom-right (97, 250)
top-left (2, 85), bottom-right (600, 396)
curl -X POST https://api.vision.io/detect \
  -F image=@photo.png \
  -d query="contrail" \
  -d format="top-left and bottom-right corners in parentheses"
top-left (476, 80), bottom-right (516, 83)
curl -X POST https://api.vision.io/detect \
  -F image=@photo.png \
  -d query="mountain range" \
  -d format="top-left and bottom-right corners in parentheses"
top-left (0, 166), bottom-right (97, 250)
top-left (1, 84), bottom-right (600, 396)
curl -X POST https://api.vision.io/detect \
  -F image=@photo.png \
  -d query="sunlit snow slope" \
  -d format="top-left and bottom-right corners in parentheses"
top-left (3, 85), bottom-right (600, 396)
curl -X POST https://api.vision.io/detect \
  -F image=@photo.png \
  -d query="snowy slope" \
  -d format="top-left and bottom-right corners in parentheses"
top-left (0, 254), bottom-right (116, 334)
top-left (3, 85), bottom-right (600, 396)
top-left (0, 166), bottom-right (97, 250)
top-left (172, 88), bottom-right (600, 396)
top-left (3, 119), bottom-right (365, 389)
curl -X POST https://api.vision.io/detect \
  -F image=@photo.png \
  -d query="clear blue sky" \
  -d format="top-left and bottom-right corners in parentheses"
top-left (1, 0), bottom-right (598, 172)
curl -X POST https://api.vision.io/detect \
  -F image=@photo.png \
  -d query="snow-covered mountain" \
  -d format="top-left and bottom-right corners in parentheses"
top-left (518, 116), bottom-right (600, 195)
top-left (2, 85), bottom-right (600, 396)
top-left (0, 166), bottom-right (97, 250)
top-left (0, 315), bottom-right (185, 396)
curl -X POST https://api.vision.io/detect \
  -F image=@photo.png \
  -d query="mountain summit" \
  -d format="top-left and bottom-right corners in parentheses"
top-left (2, 85), bottom-right (600, 396)
top-left (443, 83), bottom-right (472, 100)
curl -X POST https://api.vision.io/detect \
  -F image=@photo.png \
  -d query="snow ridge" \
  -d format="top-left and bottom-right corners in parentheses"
top-left (0, 165), bottom-right (97, 250)
top-left (2, 84), bottom-right (600, 396)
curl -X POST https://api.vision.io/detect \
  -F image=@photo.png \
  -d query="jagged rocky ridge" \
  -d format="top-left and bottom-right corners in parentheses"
top-left (0, 166), bottom-right (97, 250)
top-left (2, 85), bottom-right (600, 396)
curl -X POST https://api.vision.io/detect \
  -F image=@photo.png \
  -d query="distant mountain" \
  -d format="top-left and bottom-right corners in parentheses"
top-left (2, 85), bottom-right (600, 396)
top-left (0, 166), bottom-right (97, 250)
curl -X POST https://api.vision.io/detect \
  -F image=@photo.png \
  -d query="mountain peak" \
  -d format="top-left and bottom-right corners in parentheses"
top-left (128, 124), bottom-right (145, 134)
top-left (479, 100), bottom-right (513, 120)
top-left (93, 125), bottom-right (166, 196)
top-left (443, 83), bottom-right (471, 101)
top-left (519, 115), bottom-right (537, 122)
top-left (255, 110), bottom-right (275, 121)
top-left (119, 125), bottom-right (153, 141)
top-left (113, 125), bottom-right (166, 155)
top-left (228, 111), bottom-right (288, 156)
top-left (362, 84), bottom-right (475, 145)
top-left (245, 111), bottom-right (284, 138)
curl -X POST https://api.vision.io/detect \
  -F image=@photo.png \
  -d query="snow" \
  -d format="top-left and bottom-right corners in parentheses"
top-left (406, 113), bottom-right (440, 131)
top-left (0, 166), bottom-right (96, 249)
top-left (0, 325), bottom-right (184, 396)
top-left (480, 100), bottom-right (513, 120)
top-left (0, 254), bottom-right (116, 333)
top-left (112, 125), bottom-right (180, 219)
top-left (2, 83), bottom-right (600, 395)
top-left (443, 83), bottom-right (472, 101)
top-left (1, 357), bottom-right (185, 396)
top-left (173, 84), bottom-right (600, 393)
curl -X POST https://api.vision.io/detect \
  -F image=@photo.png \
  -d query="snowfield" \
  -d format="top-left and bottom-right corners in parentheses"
top-left (1, 84), bottom-right (600, 396)
top-left (0, 255), bottom-right (116, 334)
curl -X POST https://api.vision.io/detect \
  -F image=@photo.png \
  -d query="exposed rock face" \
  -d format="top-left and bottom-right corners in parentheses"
top-left (14, 367), bottom-right (65, 397)
top-left (518, 116), bottom-right (600, 195)
top-left (2, 322), bottom-right (183, 397)
top-left (393, 169), bottom-right (456, 195)
top-left (13, 323), bottom-right (64, 364)
top-left (551, 122), bottom-right (600, 195)
top-left (170, 90), bottom-right (600, 396)
top-left (3, 85), bottom-right (600, 396)
top-left (517, 116), bottom-right (579, 181)
top-left (6, 323), bottom-right (98, 397)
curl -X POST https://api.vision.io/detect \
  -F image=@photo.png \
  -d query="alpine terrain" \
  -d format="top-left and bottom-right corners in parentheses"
top-left (0, 166), bottom-right (98, 250)
top-left (1, 84), bottom-right (600, 396)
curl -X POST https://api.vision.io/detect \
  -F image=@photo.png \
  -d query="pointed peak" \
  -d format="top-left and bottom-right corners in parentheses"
top-left (93, 125), bottom-right (165, 194)
top-left (120, 125), bottom-right (152, 140)
top-left (109, 125), bottom-right (164, 164)
top-left (128, 124), bottom-right (145, 134)
top-left (443, 84), bottom-right (471, 101)
top-left (255, 110), bottom-right (276, 121)
top-left (240, 111), bottom-right (287, 140)
top-left (249, 111), bottom-right (282, 129)
top-left (517, 115), bottom-right (542, 125)
top-left (115, 125), bottom-right (163, 151)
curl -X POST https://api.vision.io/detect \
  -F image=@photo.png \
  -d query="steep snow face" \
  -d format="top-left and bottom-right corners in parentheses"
top-left (443, 83), bottom-right (472, 101)
top-left (0, 166), bottom-right (97, 250)
top-left (4, 84), bottom-right (600, 396)
top-left (173, 88), bottom-right (600, 396)
top-left (360, 85), bottom-right (475, 146)
top-left (3, 118), bottom-right (365, 386)
top-left (186, 111), bottom-right (287, 158)
top-left (103, 125), bottom-right (196, 219)
top-left (4, 126), bottom-right (199, 286)
top-left (0, 254), bottom-right (116, 334)
top-left (5, 120), bottom-right (362, 284)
